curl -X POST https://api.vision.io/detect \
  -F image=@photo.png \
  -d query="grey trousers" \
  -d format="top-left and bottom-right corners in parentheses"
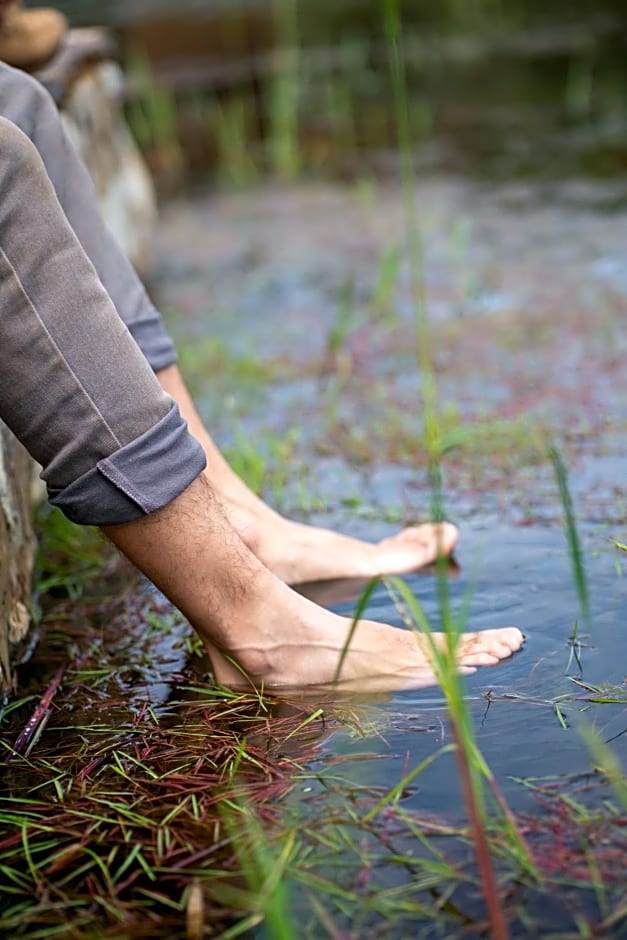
top-left (0, 64), bottom-right (206, 526)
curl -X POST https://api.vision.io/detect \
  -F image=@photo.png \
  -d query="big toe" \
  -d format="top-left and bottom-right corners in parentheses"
top-left (493, 626), bottom-right (524, 652)
top-left (374, 521), bottom-right (459, 575)
top-left (401, 521), bottom-right (459, 556)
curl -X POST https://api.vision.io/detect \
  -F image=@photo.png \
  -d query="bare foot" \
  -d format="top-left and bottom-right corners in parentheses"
top-left (157, 365), bottom-right (459, 585)
top-left (226, 501), bottom-right (459, 585)
top-left (200, 578), bottom-right (524, 692)
top-left (105, 475), bottom-right (524, 695)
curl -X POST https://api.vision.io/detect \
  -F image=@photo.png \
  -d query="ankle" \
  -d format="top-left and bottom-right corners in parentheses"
top-left (206, 643), bottom-right (273, 686)
top-left (203, 579), bottom-right (314, 684)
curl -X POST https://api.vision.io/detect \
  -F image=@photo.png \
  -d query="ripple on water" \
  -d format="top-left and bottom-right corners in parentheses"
top-left (318, 523), bottom-right (627, 813)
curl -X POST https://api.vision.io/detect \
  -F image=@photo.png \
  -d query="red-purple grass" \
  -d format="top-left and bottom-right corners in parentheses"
top-left (2, 532), bottom-right (626, 939)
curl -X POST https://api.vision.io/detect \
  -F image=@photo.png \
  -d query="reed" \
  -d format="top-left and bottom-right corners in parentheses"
top-left (376, 3), bottom-right (537, 935)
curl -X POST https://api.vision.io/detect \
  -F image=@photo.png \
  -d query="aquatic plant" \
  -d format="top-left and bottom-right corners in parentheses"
top-left (378, 3), bottom-right (531, 936)
top-left (269, 0), bottom-right (301, 180)
top-left (124, 47), bottom-right (184, 185)
top-left (4, 543), bottom-right (625, 940)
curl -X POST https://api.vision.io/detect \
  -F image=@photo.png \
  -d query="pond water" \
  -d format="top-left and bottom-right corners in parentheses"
top-left (151, 172), bottom-right (627, 820)
top-left (318, 525), bottom-right (626, 812)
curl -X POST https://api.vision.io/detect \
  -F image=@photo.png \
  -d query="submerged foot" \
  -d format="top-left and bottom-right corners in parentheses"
top-left (199, 481), bottom-right (522, 692)
top-left (202, 580), bottom-right (524, 693)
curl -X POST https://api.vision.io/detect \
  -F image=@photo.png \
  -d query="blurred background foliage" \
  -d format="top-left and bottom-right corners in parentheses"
top-left (28, 1), bottom-right (627, 187)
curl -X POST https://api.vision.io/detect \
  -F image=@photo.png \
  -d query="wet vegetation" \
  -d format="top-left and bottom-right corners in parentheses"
top-left (3, 0), bottom-right (627, 937)
top-left (2, 505), bottom-right (627, 938)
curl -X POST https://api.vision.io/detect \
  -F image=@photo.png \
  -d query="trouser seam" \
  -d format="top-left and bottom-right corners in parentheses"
top-left (97, 458), bottom-right (160, 514)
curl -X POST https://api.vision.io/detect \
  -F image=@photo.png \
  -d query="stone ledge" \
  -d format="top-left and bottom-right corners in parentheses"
top-left (37, 27), bottom-right (158, 273)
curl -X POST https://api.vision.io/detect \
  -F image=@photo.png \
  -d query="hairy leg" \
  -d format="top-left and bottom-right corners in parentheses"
top-left (158, 364), bottom-right (459, 584)
top-left (103, 475), bottom-right (523, 693)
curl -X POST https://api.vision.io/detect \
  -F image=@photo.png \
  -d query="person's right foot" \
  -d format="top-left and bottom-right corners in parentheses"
top-left (201, 576), bottom-right (524, 692)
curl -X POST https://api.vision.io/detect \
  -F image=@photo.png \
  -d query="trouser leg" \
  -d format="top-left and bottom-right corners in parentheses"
top-left (0, 117), bottom-right (205, 525)
top-left (0, 61), bottom-right (176, 371)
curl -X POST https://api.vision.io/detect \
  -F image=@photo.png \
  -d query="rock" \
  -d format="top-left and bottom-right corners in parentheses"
top-left (0, 430), bottom-right (35, 689)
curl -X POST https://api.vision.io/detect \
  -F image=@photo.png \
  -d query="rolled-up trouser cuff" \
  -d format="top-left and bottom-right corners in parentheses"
top-left (127, 312), bottom-right (178, 373)
top-left (48, 403), bottom-right (207, 526)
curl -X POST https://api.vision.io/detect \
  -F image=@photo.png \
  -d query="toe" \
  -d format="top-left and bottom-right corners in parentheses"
top-left (417, 521), bottom-right (458, 553)
top-left (498, 627), bottom-right (524, 651)
top-left (459, 651), bottom-right (501, 666)
top-left (436, 521), bottom-right (459, 554)
top-left (397, 521), bottom-right (459, 556)
top-left (456, 627), bottom-right (524, 664)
